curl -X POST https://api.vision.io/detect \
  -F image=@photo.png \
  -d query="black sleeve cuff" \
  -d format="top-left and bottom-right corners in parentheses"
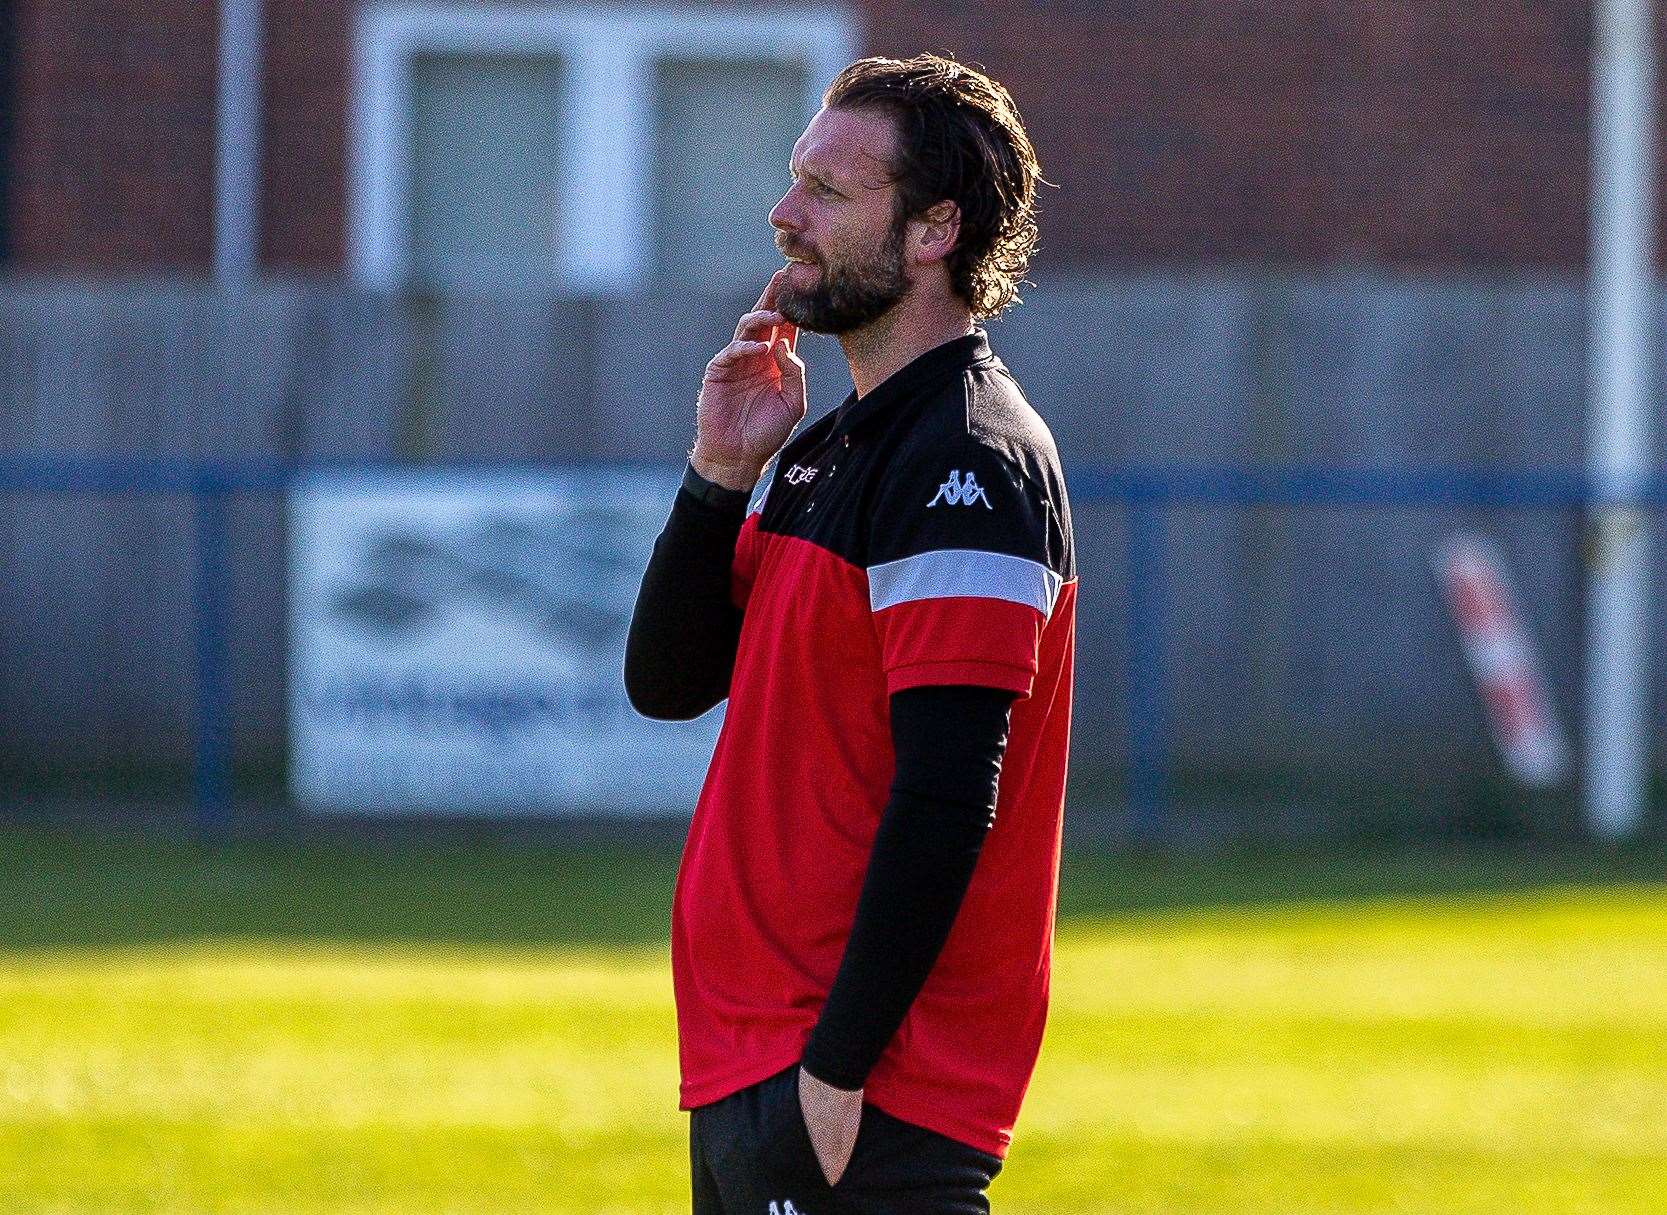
top-left (799, 1042), bottom-right (867, 1091)
top-left (680, 463), bottom-right (753, 516)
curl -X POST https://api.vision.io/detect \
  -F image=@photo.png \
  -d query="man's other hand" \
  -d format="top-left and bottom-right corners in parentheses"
top-left (798, 1065), bottom-right (862, 1186)
top-left (692, 269), bottom-right (808, 491)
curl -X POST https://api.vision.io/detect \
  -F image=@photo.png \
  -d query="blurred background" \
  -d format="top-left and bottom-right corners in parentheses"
top-left (1, 3), bottom-right (1665, 1213)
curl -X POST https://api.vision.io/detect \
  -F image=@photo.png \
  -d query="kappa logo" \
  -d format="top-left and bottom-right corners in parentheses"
top-left (927, 469), bottom-right (993, 509)
top-left (767, 1203), bottom-right (805, 1215)
top-left (784, 463), bottom-right (819, 486)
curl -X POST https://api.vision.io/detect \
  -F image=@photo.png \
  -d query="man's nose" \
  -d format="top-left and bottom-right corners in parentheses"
top-left (768, 186), bottom-right (800, 234)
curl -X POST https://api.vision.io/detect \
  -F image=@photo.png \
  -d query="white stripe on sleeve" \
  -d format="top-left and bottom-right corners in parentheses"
top-left (867, 549), bottom-right (1063, 618)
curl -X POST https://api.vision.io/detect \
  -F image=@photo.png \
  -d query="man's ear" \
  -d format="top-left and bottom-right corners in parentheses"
top-left (909, 201), bottom-right (961, 266)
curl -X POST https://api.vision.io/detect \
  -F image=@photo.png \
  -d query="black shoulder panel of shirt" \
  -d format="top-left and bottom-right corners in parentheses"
top-left (756, 330), bottom-right (1074, 580)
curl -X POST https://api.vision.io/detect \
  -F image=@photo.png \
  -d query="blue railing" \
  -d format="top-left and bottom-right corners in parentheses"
top-left (5, 455), bottom-right (1667, 837)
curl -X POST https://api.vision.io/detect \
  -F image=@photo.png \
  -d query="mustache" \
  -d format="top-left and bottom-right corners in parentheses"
top-left (774, 235), bottom-right (818, 262)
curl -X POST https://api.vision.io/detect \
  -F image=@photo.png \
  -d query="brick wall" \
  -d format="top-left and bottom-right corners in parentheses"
top-left (9, 0), bottom-right (218, 271)
top-left (869, 0), bottom-right (1596, 270)
top-left (260, 0), bottom-right (350, 270)
top-left (0, 1), bottom-right (1655, 274)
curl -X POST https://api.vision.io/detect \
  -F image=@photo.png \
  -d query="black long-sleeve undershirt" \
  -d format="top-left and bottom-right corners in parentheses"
top-left (800, 683), bottom-right (1014, 1091)
top-left (623, 470), bottom-right (749, 721)
top-left (625, 466), bottom-right (1016, 1091)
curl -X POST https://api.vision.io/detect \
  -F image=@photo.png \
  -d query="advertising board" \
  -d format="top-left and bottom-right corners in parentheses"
top-left (289, 467), bottom-right (719, 815)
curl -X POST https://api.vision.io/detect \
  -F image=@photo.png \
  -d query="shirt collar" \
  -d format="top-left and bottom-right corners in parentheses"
top-left (830, 329), bottom-right (995, 438)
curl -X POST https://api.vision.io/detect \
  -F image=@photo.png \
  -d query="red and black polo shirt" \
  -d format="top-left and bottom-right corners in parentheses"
top-left (671, 329), bottom-right (1076, 1157)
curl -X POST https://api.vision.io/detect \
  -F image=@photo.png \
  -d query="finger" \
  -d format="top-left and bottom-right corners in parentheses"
top-left (754, 266), bottom-right (791, 312)
top-left (706, 339), bottom-right (770, 373)
top-left (734, 309), bottom-right (783, 342)
top-left (772, 338), bottom-right (806, 402)
top-left (714, 338), bottom-right (770, 357)
top-left (778, 319), bottom-right (799, 354)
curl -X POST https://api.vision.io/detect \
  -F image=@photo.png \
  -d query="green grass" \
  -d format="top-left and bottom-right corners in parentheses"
top-left (0, 830), bottom-right (1663, 1213)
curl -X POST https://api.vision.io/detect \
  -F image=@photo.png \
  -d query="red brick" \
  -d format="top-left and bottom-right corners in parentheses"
top-left (9, 0), bottom-right (217, 271)
top-left (8, 0), bottom-right (1667, 274)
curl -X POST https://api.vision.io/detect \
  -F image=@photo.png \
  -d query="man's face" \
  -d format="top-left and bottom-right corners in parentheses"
top-left (768, 107), bottom-right (910, 334)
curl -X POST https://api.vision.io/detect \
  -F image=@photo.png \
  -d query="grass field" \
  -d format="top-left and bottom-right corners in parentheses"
top-left (1, 829), bottom-right (1663, 1214)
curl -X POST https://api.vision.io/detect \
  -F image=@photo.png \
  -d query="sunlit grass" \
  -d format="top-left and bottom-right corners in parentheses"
top-left (1006, 886), bottom-right (1667, 1214)
top-left (0, 833), bottom-right (1662, 1212)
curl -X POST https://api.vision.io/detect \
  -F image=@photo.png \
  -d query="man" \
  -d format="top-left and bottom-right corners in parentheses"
top-left (626, 54), bottom-right (1074, 1214)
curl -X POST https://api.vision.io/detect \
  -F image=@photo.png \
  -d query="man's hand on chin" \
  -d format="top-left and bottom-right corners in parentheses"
top-left (798, 1066), bottom-right (863, 1185)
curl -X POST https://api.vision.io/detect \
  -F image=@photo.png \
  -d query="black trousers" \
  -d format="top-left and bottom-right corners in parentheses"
top-left (689, 1065), bottom-right (1003, 1215)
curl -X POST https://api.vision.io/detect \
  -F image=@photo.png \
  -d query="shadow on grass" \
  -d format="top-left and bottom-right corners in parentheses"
top-left (1, 825), bottom-right (1663, 952)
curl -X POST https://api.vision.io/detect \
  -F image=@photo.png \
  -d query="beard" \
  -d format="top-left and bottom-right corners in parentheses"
top-left (775, 218), bottom-right (909, 334)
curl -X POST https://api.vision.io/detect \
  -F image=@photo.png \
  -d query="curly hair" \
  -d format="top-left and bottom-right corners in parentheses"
top-left (824, 54), bottom-right (1042, 319)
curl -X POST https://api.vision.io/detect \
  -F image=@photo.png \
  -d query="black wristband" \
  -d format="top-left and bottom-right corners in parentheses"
top-left (681, 463), bottom-right (753, 514)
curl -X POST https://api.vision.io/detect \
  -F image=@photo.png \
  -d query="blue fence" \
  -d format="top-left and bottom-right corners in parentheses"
top-left (4, 455), bottom-right (1666, 838)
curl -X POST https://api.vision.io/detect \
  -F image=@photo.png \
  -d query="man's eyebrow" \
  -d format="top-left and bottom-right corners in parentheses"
top-left (790, 154), bottom-right (849, 189)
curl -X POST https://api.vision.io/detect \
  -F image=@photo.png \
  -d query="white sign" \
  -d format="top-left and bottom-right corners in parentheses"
top-left (288, 467), bottom-right (720, 815)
